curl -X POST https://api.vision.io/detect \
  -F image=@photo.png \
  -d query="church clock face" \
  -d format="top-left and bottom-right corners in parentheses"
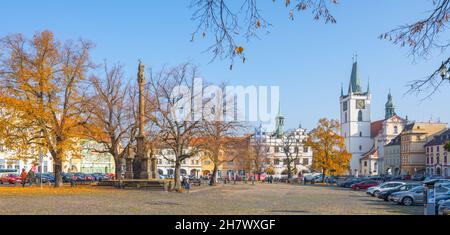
top-left (356, 100), bottom-right (366, 109)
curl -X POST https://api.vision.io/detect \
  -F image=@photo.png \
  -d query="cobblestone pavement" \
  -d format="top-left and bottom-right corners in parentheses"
top-left (0, 183), bottom-right (422, 215)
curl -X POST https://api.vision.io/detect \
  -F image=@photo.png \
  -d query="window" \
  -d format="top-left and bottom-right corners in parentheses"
top-left (302, 158), bottom-right (309, 165)
top-left (344, 113), bottom-right (348, 123)
top-left (358, 110), bottom-right (363, 122)
top-left (359, 132), bottom-right (363, 137)
top-left (394, 126), bottom-right (398, 134)
top-left (303, 146), bottom-right (308, 153)
top-left (364, 161), bottom-right (368, 167)
top-left (359, 145), bottom-right (362, 151)
top-left (274, 159), bottom-right (280, 165)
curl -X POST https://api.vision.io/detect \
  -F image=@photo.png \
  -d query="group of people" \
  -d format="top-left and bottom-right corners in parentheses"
top-left (266, 175), bottom-right (274, 184)
top-left (20, 168), bottom-right (36, 187)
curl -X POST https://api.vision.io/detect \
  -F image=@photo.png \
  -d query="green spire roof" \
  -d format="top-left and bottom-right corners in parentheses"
top-left (348, 61), bottom-right (362, 94)
top-left (385, 90), bottom-right (395, 119)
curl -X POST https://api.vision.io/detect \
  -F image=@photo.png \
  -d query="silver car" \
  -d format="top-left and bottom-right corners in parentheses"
top-left (366, 182), bottom-right (405, 197)
top-left (390, 186), bottom-right (425, 206)
top-left (438, 199), bottom-right (450, 215)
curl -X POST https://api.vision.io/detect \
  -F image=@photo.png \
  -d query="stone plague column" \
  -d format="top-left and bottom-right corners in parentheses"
top-left (136, 60), bottom-right (151, 179)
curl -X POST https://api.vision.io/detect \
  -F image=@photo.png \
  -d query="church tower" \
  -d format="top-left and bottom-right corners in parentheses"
top-left (340, 57), bottom-right (372, 175)
top-left (275, 102), bottom-right (285, 138)
top-left (385, 91), bottom-right (395, 119)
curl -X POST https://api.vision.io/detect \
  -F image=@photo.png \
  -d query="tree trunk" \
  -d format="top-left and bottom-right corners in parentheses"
top-left (114, 157), bottom-right (122, 180)
top-left (173, 160), bottom-right (182, 191)
top-left (322, 168), bottom-right (326, 183)
top-left (53, 157), bottom-right (63, 188)
top-left (210, 163), bottom-right (219, 186)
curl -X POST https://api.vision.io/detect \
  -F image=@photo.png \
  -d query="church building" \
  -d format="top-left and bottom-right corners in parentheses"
top-left (340, 58), bottom-right (407, 176)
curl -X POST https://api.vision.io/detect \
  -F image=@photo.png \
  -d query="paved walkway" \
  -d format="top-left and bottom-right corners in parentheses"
top-left (0, 183), bottom-right (422, 215)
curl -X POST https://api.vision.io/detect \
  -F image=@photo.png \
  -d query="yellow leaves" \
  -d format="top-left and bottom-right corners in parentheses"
top-left (0, 185), bottom-right (114, 197)
top-left (256, 20), bottom-right (261, 28)
top-left (235, 46), bottom-right (244, 55)
top-left (306, 118), bottom-right (350, 176)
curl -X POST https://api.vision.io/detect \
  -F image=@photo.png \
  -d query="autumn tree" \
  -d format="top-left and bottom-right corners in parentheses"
top-left (381, 0), bottom-right (450, 97)
top-left (83, 63), bottom-right (137, 179)
top-left (147, 63), bottom-right (204, 191)
top-left (0, 31), bottom-right (94, 187)
top-left (190, 0), bottom-right (338, 68)
top-left (445, 142), bottom-right (450, 152)
top-left (306, 118), bottom-right (351, 182)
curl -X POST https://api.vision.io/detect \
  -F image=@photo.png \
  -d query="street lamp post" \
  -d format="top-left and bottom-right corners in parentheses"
top-left (439, 62), bottom-right (450, 80)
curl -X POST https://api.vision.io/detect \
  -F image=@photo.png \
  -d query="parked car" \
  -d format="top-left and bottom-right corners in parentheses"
top-left (351, 180), bottom-right (380, 190)
top-left (377, 183), bottom-right (420, 201)
top-left (424, 179), bottom-right (450, 185)
top-left (367, 182), bottom-right (406, 197)
top-left (74, 173), bottom-right (94, 182)
top-left (401, 175), bottom-right (412, 181)
top-left (61, 173), bottom-right (76, 183)
top-left (0, 174), bottom-right (22, 185)
top-left (438, 199), bottom-right (450, 215)
top-left (390, 186), bottom-right (425, 206)
top-left (338, 178), bottom-right (366, 188)
top-left (304, 173), bottom-right (323, 182)
top-left (35, 173), bottom-right (55, 184)
top-left (412, 174), bottom-right (425, 181)
top-left (425, 175), bottom-right (445, 181)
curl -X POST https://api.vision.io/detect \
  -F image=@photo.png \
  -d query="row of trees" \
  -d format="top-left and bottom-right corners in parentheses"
top-left (0, 31), bottom-right (251, 190)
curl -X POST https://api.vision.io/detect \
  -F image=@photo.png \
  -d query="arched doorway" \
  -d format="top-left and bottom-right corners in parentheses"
top-left (394, 168), bottom-right (400, 176)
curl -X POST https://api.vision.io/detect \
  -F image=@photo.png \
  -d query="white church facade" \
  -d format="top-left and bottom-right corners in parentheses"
top-left (340, 59), bottom-right (407, 176)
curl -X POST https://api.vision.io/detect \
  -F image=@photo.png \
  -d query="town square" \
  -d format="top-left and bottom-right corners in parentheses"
top-left (1, 0), bottom-right (450, 222)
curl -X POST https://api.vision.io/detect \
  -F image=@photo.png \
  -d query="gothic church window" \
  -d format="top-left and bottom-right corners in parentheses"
top-left (358, 110), bottom-right (363, 122)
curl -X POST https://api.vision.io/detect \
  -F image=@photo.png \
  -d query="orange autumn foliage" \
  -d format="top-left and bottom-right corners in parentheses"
top-left (306, 118), bottom-right (351, 177)
top-left (0, 31), bottom-right (95, 187)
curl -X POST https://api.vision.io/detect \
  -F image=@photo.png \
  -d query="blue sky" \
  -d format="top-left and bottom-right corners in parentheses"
top-left (1, 0), bottom-right (449, 130)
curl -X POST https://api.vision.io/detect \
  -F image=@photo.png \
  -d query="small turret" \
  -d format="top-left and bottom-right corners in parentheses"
top-left (385, 90), bottom-right (395, 119)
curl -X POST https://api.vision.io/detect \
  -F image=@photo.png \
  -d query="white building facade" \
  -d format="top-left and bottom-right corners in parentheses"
top-left (340, 60), bottom-right (373, 175)
top-left (155, 149), bottom-right (203, 178)
top-left (251, 109), bottom-right (313, 178)
top-left (340, 60), bottom-right (406, 176)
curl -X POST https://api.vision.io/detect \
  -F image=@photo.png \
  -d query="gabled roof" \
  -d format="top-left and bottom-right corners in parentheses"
top-left (425, 129), bottom-right (450, 147)
top-left (360, 146), bottom-right (378, 161)
top-left (371, 120), bottom-right (384, 138)
top-left (386, 135), bottom-right (402, 146)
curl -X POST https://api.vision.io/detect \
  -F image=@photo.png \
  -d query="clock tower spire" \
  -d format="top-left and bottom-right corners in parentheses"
top-left (340, 57), bottom-right (372, 175)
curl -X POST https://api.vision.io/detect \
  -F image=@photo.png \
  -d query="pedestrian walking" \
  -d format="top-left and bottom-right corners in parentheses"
top-left (184, 177), bottom-right (191, 193)
top-left (20, 168), bottom-right (27, 187)
top-left (27, 169), bottom-right (35, 186)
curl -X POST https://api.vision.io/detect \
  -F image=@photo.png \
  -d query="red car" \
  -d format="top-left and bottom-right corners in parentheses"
top-left (351, 180), bottom-right (380, 190)
top-left (0, 174), bottom-right (23, 185)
